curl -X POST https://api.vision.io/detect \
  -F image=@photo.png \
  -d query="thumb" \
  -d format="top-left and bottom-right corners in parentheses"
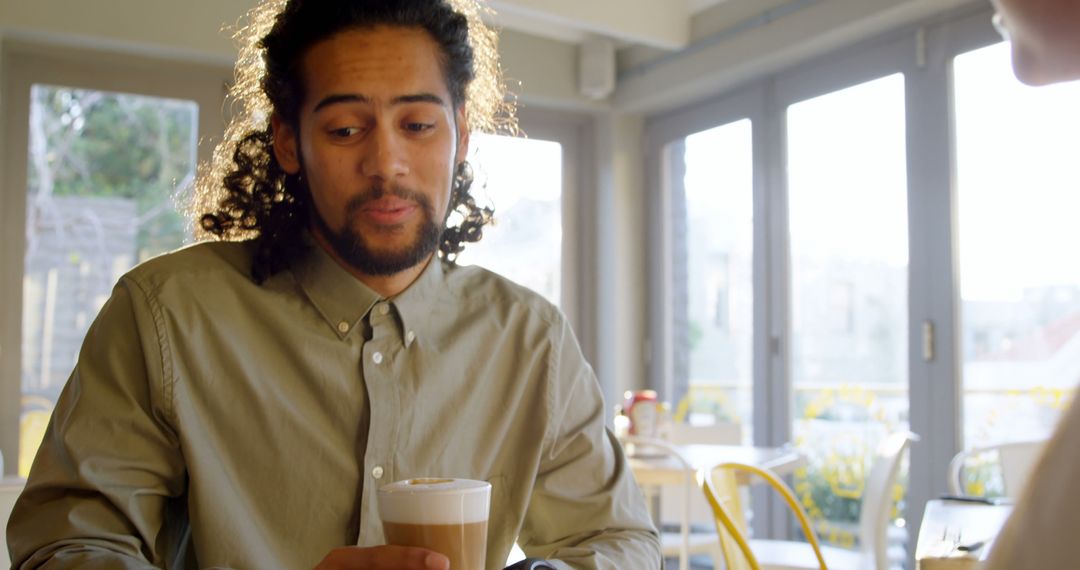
top-left (425, 552), bottom-right (450, 570)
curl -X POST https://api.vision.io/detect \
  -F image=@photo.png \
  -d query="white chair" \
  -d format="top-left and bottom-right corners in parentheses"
top-left (654, 424), bottom-right (742, 569)
top-left (626, 436), bottom-right (714, 570)
top-left (666, 421), bottom-right (743, 446)
top-left (660, 422), bottom-right (742, 566)
top-left (707, 431), bottom-right (918, 570)
top-left (947, 439), bottom-right (1045, 499)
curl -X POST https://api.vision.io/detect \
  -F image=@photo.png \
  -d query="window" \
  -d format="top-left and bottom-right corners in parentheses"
top-left (1, 51), bottom-right (226, 476)
top-left (669, 120), bottom-right (755, 440)
top-left (787, 74), bottom-right (910, 546)
top-left (644, 1), bottom-right (1080, 557)
top-left (18, 85), bottom-right (198, 476)
top-left (456, 133), bottom-right (564, 305)
top-left (954, 42), bottom-right (1080, 493)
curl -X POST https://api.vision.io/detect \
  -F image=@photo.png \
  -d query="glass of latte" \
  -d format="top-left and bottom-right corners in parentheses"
top-left (378, 478), bottom-right (491, 570)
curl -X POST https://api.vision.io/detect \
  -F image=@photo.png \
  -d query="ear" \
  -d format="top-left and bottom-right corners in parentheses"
top-left (271, 113), bottom-right (301, 174)
top-left (454, 106), bottom-right (470, 164)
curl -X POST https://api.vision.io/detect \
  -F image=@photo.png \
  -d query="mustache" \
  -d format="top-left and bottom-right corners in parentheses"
top-left (344, 183), bottom-right (432, 214)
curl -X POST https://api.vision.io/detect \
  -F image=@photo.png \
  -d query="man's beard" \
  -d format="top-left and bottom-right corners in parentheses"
top-left (310, 181), bottom-right (444, 277)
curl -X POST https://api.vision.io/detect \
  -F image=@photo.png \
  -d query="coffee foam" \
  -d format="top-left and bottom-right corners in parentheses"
top-left (378, 478), bottom-right (491, 525)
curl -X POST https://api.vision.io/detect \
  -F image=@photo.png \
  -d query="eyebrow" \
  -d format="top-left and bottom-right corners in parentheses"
top-left (312, 92), bottom-right (447, 113)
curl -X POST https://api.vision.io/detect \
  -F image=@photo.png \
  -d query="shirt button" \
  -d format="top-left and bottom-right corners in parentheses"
top-left (378, 304), bottom-right (390, 316)
top-left (337, 321), bottom-right (350, 333)
top-left (372, 466), bottom-right (384, 479)
top-left (372, 352), bottom-right (384, 364)
top-left (406, 330), bottom-right (416, 344)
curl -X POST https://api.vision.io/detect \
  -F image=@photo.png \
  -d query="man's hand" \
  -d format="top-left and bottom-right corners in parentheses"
top-left (313, 545), bottom-right (450, 570)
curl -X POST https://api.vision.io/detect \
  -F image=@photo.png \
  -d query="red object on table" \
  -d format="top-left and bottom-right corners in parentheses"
top-left (623, 390), bottom-right (660, 436)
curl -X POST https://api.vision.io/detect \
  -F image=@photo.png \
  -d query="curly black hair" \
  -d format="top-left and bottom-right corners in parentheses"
top-left (197, 0), bottom-right (501, 283)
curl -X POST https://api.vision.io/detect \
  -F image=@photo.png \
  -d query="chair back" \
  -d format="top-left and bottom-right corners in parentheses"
top-left (661, 422), bottom-right (742, 525)
top-left (857, 431), bottom-right (918, 570)
top-left (947, 439), bottom-right (1045, 498)
top-left (667, 422), bottom-right (743, 445)
top-left (698, 466), bottom-right (758, 570)
top-left (701, 462), bottom-right (829, 570)
top-left (624, 436), bottom-right (695, 570)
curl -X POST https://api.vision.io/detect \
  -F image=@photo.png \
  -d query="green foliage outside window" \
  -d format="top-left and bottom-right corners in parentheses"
top-left (28, 85), bottom-right (197, 259)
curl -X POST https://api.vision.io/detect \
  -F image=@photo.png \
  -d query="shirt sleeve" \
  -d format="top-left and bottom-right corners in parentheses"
top-left (7, 278), bottom-right (187, 569)
top-left (985, 394), bottom-right (1080, 570)
top-left (517, 315), bottom-right (662, 570)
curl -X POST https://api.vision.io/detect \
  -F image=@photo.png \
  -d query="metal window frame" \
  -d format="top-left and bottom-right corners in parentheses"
top-left (0, 43), bottom-right (230, 475)
top-left (643, 2), bottom-right (1004, 556)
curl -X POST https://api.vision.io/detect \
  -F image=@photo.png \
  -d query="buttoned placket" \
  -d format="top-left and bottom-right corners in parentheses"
top-left (356, 300), bottom-right (406, 545)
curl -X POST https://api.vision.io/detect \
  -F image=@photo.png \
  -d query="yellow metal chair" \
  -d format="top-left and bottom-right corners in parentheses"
top-left (699, 431), bottom-right (918, 570)
top-left (698, 462), bottom-right (829, 570)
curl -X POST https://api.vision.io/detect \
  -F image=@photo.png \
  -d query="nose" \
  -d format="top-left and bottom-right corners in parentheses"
top-left (360, 124), bottom-right (409, 180)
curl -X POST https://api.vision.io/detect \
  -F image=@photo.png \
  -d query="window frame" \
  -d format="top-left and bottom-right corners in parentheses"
top-left (1, 43), bottom-right (231, 475)
top-left (510, 107), bottom-right (590, 342)
top-left (644, 3), bottom-right (1005, 554)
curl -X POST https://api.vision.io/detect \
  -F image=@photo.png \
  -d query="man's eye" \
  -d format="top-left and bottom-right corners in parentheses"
top-left (405, 122), bottom-right (435, 133)
top-left (329, 127), bottom-right (361, 138)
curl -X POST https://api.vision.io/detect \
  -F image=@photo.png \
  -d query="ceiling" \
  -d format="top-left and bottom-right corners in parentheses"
top-left (485, 0), bottom-right (734, 50)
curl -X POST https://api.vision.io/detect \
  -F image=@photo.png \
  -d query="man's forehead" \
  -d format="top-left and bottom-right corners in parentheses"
top-left (300, 26), bottom-right (451, 103)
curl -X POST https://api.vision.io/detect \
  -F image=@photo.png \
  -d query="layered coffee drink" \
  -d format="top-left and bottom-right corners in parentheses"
top-left (378, 478), bottom-right (491, 570)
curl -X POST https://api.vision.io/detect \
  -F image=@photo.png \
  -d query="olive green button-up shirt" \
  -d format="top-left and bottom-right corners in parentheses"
top-left (7, 240), bottom-right (660, 570)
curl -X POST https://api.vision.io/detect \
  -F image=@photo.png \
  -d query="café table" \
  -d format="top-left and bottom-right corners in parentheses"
top-left (627, 441), bottom-right (807, 486)
top-left (915, 499), bottom-right (1013, 570)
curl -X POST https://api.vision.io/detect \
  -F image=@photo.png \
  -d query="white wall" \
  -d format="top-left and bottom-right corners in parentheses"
top-left (0, 0), bottom-right (246, 65)
top-left (616, 0), bottom-right (981, 113)
top-left (498, 30), bottom-right (609, 112)
top-left (0, 0), bottom-right (607, 111)
top-left (593, 113), bottom-right (649, 403)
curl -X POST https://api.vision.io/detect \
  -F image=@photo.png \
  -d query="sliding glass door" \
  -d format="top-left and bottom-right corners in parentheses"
top-left (646, 6), bottom-right (1080, 560)
top-left (953, 41), bottom-right (1080, 495)
top-left (787, 74), bottom-right (910, 548)
top-left (661, 119), bottom-right (756, 443)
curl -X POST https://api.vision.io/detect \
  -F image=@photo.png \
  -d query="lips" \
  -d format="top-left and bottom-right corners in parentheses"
top-left (359, 197), bottom-right (418, 226)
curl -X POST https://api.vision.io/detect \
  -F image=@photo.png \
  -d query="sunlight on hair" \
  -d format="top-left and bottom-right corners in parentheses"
top-left (188, 0), bottom-right (518, 241)
top-left (447, 0), bottom-right (520, 136)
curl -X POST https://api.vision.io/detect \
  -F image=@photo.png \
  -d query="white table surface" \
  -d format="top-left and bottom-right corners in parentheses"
top-left (628, 443), bottom-right (806, 487)
top-left (915, 499), bottom-right (1013, 569)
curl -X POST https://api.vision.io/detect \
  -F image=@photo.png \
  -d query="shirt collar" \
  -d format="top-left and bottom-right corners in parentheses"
top-left (292, 241), bottom-right (381, 340)
top-left (392, 255), bottom-right (444, 349)
top-left (291, 239), bottom-right (444, 345)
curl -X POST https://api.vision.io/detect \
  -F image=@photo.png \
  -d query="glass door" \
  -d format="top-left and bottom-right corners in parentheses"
top-left (664, 119), bottom-right (756, 442)
top-left (787, 74), bottom-right (910, 549)
top-left (954, 42), bottom-right (1080, 495)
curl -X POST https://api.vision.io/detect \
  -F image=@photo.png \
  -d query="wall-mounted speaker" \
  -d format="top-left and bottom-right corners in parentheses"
top-left (578, 37), bottom-right (616, 100)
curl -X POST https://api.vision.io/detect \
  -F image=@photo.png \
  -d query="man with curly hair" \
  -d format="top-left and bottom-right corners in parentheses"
top-left (6, 1), bottom-right (660, 569)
